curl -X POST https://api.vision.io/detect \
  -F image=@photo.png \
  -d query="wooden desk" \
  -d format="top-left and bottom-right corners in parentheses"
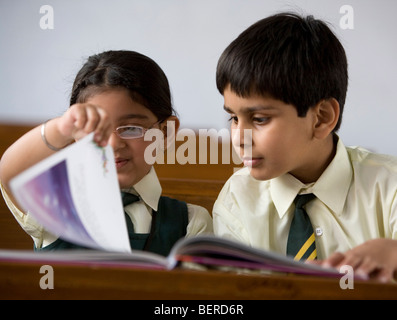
top-left (1, 260), bottom-right (396, 300)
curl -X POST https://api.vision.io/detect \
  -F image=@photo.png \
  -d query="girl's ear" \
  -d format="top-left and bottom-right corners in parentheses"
top-left (312, 98), bottom-right (340, 139)
top-left (160, 116), bottom-right (180, 150)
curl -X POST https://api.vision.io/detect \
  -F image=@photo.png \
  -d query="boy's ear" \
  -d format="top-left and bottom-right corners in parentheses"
top-left (312, 98), bottom-right (340, 139)
top-left (160, 116), bottom-right (180, 150)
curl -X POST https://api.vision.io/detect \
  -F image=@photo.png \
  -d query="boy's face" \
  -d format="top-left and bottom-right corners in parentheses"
top-left (86, 88), bottom-right (158, 189)
top-left (223, 86), bottom-right (319, 183)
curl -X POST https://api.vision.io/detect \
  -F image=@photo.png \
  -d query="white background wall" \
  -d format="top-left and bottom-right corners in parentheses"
top-left (0, 0), bottom-right (396, 156)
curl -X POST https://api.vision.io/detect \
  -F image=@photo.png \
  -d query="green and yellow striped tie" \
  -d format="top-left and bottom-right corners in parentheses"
top-left (286, 193), bottom-right (317, 261)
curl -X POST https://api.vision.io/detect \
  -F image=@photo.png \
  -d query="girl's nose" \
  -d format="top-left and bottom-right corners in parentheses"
top-left (108, 131), bottom-right (127, 150)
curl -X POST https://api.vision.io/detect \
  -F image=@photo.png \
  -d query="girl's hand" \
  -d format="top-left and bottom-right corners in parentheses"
top-left (0, 104), bottom-right (112, 194)
top-left (57, 103), bottom-right (113, 147)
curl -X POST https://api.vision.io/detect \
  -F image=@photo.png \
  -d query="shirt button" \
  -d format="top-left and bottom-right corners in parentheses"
top-left (315, 227), bottom-right (323, 236)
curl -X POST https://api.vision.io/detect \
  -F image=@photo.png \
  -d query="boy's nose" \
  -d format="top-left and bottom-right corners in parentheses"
top-left (231, 128), bottom-right (253, 160)
top-left (231, 128), bottom-right (253, 148)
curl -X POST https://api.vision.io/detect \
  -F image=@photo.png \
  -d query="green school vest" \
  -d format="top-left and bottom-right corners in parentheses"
top-left (35, 196), bottom-right (188, 256)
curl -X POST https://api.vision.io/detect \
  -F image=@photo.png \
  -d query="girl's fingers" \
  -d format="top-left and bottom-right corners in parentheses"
top-left (82, 104), bottom-right (101, 133)
top-left (71, 104), bottom-right (88, 130)
top-left (59, 104), bottom-right (112, 144)
top-left (94, 108), bottom-right (112, 146)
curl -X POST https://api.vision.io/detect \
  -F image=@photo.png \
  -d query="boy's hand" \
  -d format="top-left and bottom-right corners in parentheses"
top-left (312, 238), bottom-right (397, 282)
top-left (57, 103), bottom-right (112, 147)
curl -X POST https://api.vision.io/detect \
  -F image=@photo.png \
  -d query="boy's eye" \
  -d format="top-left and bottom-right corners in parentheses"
top-left (252, 116), bottom-right (270, 124)
top-left (228, 116), bottom-right (238, 123)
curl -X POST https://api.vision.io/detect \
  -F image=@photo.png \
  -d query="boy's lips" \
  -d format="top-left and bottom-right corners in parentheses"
top-left (242, 157), bottom-right (263, 167)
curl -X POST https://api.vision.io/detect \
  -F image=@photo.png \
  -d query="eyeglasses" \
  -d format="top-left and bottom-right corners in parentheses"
top-left (113, 120), bottom-right (162, 139)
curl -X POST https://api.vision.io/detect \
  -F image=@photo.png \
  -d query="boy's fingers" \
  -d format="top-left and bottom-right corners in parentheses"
top-left (304, 259), bottom-right (322, 265)
top-left (356, 257), bottom-right (376, 272)
top-left (354, 257), bottom-right (377, 280)
top-left (337, 252), bottom-right (364, 270)
top-left (321, 252), bottom-right (345, 268)
top-left (372, 267), bottom-right (393, 283)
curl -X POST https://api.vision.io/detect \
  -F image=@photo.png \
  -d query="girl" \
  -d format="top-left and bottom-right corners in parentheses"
top-left (0, 50), bottom-right (213, 255)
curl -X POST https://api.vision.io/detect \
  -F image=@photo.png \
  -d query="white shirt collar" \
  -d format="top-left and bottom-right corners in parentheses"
top-left (271, 137), bottom-right (352, 218)
top-left (122, 167), bottom-right (162, 211)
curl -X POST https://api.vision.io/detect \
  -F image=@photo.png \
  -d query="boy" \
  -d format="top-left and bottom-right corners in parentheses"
top-left (213, 12), bottom-right (397, 282)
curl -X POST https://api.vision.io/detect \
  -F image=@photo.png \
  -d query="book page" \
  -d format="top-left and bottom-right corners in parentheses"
top-left (10, 133), bottom-right (131, 253)
top-left (168, 235), bottom-right (342, 277)
top-left (0, 249), bottom-right (167, 270)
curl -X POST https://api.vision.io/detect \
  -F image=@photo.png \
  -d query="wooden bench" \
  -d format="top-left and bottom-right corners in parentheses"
top-left (0, 123), bottom-right (36, 249)
top-left (0, 123), bottom-right (239, 249)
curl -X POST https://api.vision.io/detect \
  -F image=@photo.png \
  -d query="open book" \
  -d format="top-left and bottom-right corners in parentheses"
top-left (9, 133), bottom-right (131, 253)
top-left (5, 134), bottom-right (340, 277)
top-left (0, 235), bottom-right (341, 277)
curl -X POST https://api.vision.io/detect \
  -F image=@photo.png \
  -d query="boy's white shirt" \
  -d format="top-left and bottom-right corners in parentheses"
top-left (213, 137), bottom-right (397, 260)
top-left (1, 167), bottom-right (213, 249)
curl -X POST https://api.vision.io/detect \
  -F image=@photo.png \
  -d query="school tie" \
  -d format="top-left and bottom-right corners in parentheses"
top-left (121, 192), bottom-right (140, 232)
top-left (286, 193), bottom-right (317, 261)
top-left (122, 192), bottom-right (140, 207)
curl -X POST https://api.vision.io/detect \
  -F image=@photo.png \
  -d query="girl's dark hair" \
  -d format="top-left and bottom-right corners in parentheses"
top-left (216, 12), bottom-right (348, 131)
top-left (70, 50), bottom-right (175, 121)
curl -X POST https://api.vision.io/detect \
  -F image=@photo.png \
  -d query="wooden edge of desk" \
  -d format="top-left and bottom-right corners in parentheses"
top-left (0, 260), bottom-right (396, 300)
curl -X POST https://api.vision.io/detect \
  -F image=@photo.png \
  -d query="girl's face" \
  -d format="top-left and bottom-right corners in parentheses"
top-left (86, 88), bottom-right (159, 189)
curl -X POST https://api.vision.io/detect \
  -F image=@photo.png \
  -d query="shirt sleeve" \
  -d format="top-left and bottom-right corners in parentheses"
top-left (212, 179), bottom-right (248, 244)
top-left (0, 180), bottom-right (58, 248)
top-left (390, 191), bottom-right (397, 240)
top-left (186, 204), bottom-right (213, 237)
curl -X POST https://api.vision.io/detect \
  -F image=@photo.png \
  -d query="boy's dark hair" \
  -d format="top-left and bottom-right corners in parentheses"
top-left (216, 12), bottom-right (348, 131)
top-left (70, 50), bottom-right (175, 121)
